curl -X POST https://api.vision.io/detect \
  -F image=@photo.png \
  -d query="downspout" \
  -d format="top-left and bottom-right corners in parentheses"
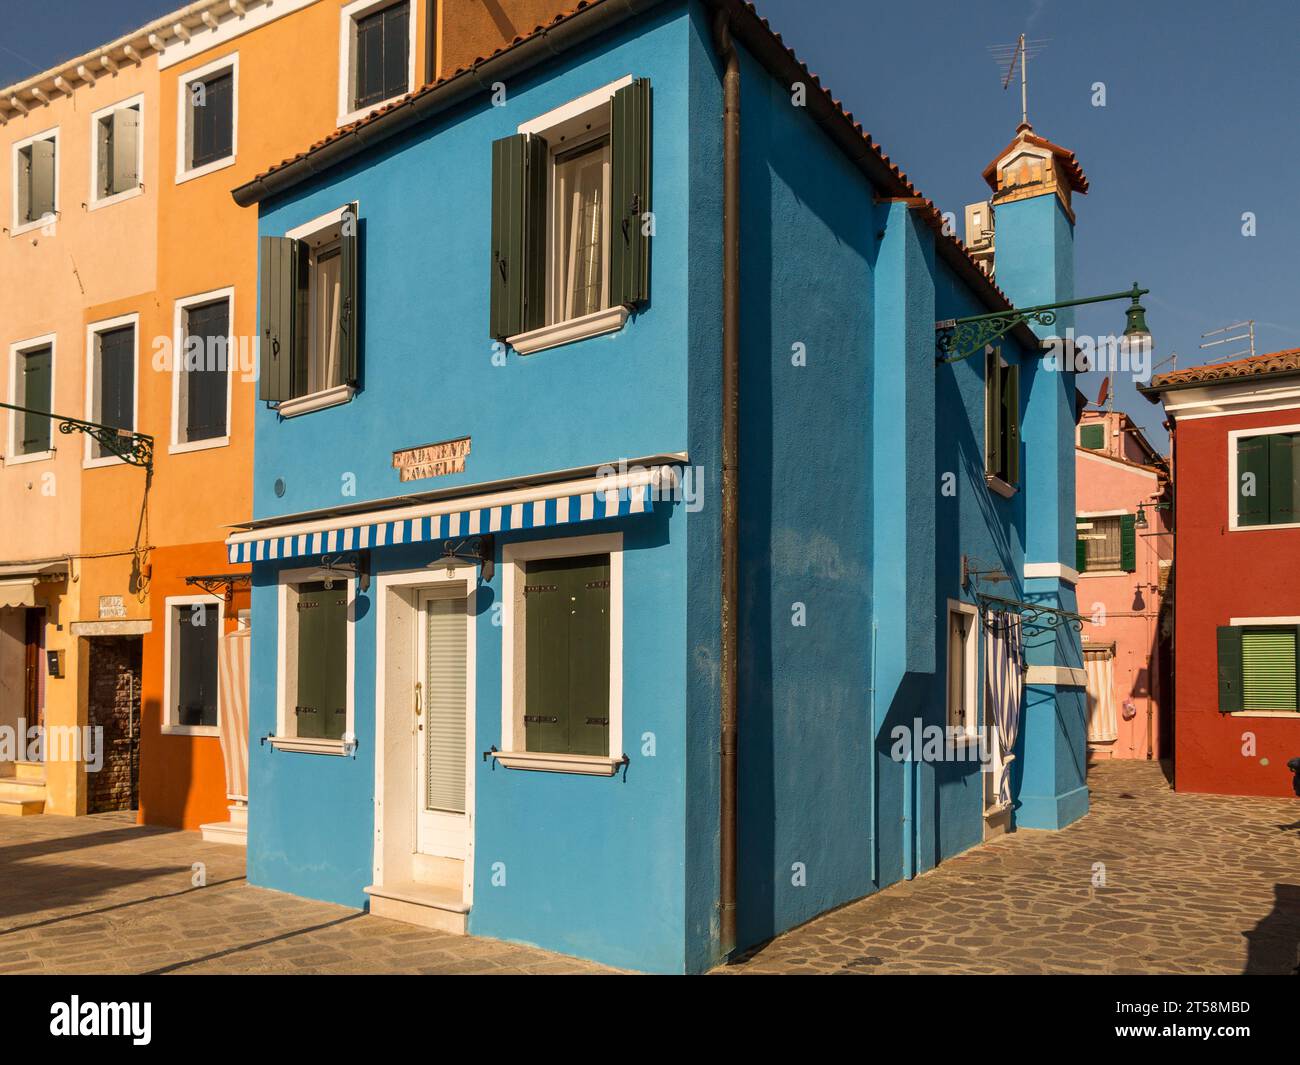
top-left (713, 7), bottom-right (741, 959)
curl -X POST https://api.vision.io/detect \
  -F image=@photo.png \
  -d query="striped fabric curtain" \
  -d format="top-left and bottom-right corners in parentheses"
top-left (217, 628), bottom-right (251, 804)
top-left (986, 611), bottom-right (1025, 807)
top-left (1084, 649), bottom-right (1119, 742)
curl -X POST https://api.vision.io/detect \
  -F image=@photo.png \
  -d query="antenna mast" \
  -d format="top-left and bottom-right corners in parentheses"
top-left (989, 35), bottom-right (1049, 127)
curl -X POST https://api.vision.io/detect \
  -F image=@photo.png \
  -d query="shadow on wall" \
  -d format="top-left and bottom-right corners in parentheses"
top-left (1242, 883), bottom-right (1300, 974)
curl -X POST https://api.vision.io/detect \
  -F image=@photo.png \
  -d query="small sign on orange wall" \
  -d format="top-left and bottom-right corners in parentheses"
top-left (392, 436), bottom-right (471, 482)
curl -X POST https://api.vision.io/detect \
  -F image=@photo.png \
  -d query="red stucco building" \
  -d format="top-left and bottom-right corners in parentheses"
top-left (1142, 349), bottom-right (1300, 797)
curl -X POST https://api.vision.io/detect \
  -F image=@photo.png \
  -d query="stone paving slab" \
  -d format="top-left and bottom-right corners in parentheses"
top-left (3, 761), bottom-right (1297, 974)
top-left (722, 760), bottom-right (1300, 974)
top-left (0, 813), bottom-right (612, 975)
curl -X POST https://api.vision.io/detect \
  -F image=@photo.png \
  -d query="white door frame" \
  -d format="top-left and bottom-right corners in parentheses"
top-left (415, 586), bottom-right (471, 858)
top-left (373, 565), bottom-right (476, 907)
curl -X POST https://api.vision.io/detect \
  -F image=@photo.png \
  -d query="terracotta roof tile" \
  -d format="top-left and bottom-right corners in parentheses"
top-left (1144, 348), bottom-right (1300, 393)
top-left (246, 0), bottom-right (1022, 311)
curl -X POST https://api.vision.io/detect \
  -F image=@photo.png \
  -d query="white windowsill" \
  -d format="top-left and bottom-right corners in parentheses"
top-left (1226, 711), bottom-right (1300, 719)
top-left (87, 186), bottom-right (145, 212)
top-left (11, 216), bottom-right (56, 239)
top-left (490, 750), bottom-right (623, 776)
top-left (83, 452), bottom-right (128, 471)
top-left (507, 305), bottom-right (630, 355)
top-left (161, 724), bottom-right (220, 738)
top-left (276, 384), bottom-right (356, 418)
top-left (5, 449), bottom-right (55, 466)
top-left (1076, 570), bottom-right (1129, 579)
top-left (338, 90), bottom-right (411, 129)
top-left (269, 736), bottom-right (349, 755)
top-left (1229, 520), bottom-right (1300, 532)
top-left (985, 474), bottom-right (1018, 499)
top-left (169, 435), bottom-right (230, 456)
top-left (176, 154), bottom-right (236, 186)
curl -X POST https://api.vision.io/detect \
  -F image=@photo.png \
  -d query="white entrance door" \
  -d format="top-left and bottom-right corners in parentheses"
top-left (415, 590), bottom-right (469, 858)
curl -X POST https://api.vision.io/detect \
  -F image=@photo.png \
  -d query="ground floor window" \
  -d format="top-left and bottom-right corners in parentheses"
top-left (502, 533), bottom-right (622, 766)
top-left (164, 597), bottom-right (222, 734)
top-left (1218, 623), bottom-right (1300, 712)
top-left (278, 573), bottom-right (352, 744)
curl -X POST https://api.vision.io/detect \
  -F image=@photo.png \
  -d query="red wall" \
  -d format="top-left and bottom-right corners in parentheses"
top-left (1174, 406), bottom-right (1300, 796)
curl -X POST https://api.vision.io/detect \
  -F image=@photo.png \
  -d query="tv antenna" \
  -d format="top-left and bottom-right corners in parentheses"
top-left (989, 34), bottom-right (1049, 127)
top-left (1199, 321), bottom-right (1255, 363)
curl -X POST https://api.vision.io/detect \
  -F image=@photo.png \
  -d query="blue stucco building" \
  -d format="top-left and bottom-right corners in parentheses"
top-left (227, 0), bottom-right (1089, 973)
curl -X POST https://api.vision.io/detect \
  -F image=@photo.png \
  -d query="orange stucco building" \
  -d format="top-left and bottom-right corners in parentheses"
top-left (1, 0), bottom-right (576, 829)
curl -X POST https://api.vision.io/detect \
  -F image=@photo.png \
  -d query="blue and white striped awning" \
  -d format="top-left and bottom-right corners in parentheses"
top-left (226, 464), bottom-right (677, 565)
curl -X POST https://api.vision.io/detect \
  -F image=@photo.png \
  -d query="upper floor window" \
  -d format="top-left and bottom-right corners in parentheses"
top-left (173, 289), bottom-right (233, 450)
top-left (85, 314), bottom-right (137, 467)
top-left (340, 0), bottom-right (413, 124)
top-left (12, 128), bottom-right (58, 234)
top-left (1079, 423), bottom-right (1105, 450)
top-left (91, 96), bottom-right (143, 207)
top-left (8, 336), bottom-right (55, 461)
top-left (257, 204), bottom-right (359, 416)
top-left (490, 78), bottom-right (652, 354)
top-left (1075, 514), bottom-right (1135, 573)
top-left (1233, 429), bottom-right (1300, 529)
top-left (985, 347), bottom-right (1019, 492)
top-left (178, 55), bottom-right (237, 182)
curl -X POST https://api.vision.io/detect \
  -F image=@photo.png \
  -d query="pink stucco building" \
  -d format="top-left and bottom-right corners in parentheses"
top-left (1074, 408), bottom-right (1173, 760)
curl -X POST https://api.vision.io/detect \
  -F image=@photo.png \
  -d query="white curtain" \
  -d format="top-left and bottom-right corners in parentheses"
top-left (217, 628), bottom-right (250, 804)
top-left (986, 611), bottom-right (1025, 807)
top-left (1084, 649), bottom-right (1119, 743)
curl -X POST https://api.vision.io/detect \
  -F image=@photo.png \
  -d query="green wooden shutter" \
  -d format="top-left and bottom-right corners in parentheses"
top-left (1004, 362), bottom-right (1020, 484)
top-left (1268, 433), bottom-right (1298, 524)
top-left (339, 203), bottom-right (360, 386)
top-left (1217, 625), bottom-right (1244, 713)
top-left (1119, 513), bottom-right (1136, 572)
top-left (295, 583), bottom-right (348, 740)
top-left (1075, 520), bottom-right (1088, 573)
top-left (1241, 628), bottom-right (1298, 711)
top-left (524, 564), bottom-right (570, 753)
top-left (1236, 435), bottom-right (1270, 526)
top-left (610, 78), bottom-right (652, 309)
top-left (1080, 424), bottom-right (1104, 450)
top-left (19, 347), bottom-right (52, 454)
top-left (568, 557), bottom-right (611, 757)
top-left (490, 133), bottom-right (547, 340)
top-left (258, 236), bottom-right (299, 402)
top-left (30, 138), bottom-right (55, 221)
top-left (985, 350), bottom-right (1002, 478)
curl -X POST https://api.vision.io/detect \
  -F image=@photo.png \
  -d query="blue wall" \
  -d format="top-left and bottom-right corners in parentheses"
top-left (247, 4), bottom-right (705, 974)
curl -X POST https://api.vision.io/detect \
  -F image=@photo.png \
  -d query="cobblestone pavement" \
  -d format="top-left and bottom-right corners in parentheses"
top-left (4, 761), bottom-right (1297, 974)
top-left (724, 760), bottom-right (1300, 974)
top-left (0, 812), bottom-right (611, 974)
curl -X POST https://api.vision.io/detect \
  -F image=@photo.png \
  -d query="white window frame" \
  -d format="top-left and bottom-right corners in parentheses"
top-left (162, 594), bottom-right (225, 737)
top-left (6, 333), bottom-right (57, 465)
top-left (171, 286), bottom-right (235, 454)
top-left (1225, 615), bottom-right (1300, 719)
top-left (1227, 422), bottom-right (1300, 533)
top-left (337, 0), bottom-right (418, 127)
top-left (496, 531), bottom-right (624, 776)
top-left (11, 125), bottom-right (60, 237)
top-left (176, 52), bottom-right (239, 184)
top-left (273, 565), bottom-right (357, 754)
top-left (506, 77), bottom-right (634, 356)
top-left (88, 93), bottom-right (145, 210)
top-left (83, 312), bottom-right (140, 470)
top-left (276, 204), bottom-right (358, 417)
top-left (1075, 508), bottom-right (1128, 578)
top-left (946, 599), bottom-right (980, 737)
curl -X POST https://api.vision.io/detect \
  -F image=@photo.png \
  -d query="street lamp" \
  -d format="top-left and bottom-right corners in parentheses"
top-left (936, 282), bottom-right (1154, 364)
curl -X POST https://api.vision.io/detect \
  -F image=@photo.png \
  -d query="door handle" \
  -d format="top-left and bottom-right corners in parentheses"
top-left (414, 681), bottom-right (423, 716)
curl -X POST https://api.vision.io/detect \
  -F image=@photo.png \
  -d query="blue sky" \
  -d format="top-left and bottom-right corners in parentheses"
top-left (5, 0), bottom-right (1299, 450)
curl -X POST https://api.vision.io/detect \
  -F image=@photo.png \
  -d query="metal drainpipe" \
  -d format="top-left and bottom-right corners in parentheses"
top-left (713, 7), bottom-right (741, 959)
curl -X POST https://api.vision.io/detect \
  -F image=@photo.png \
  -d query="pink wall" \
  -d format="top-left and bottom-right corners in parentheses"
top-left (1075, 412), bottom-right (1171, 759)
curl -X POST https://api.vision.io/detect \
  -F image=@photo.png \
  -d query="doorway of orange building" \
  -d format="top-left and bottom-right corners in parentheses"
top-left (86, 636), bottom-right (141, 813)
